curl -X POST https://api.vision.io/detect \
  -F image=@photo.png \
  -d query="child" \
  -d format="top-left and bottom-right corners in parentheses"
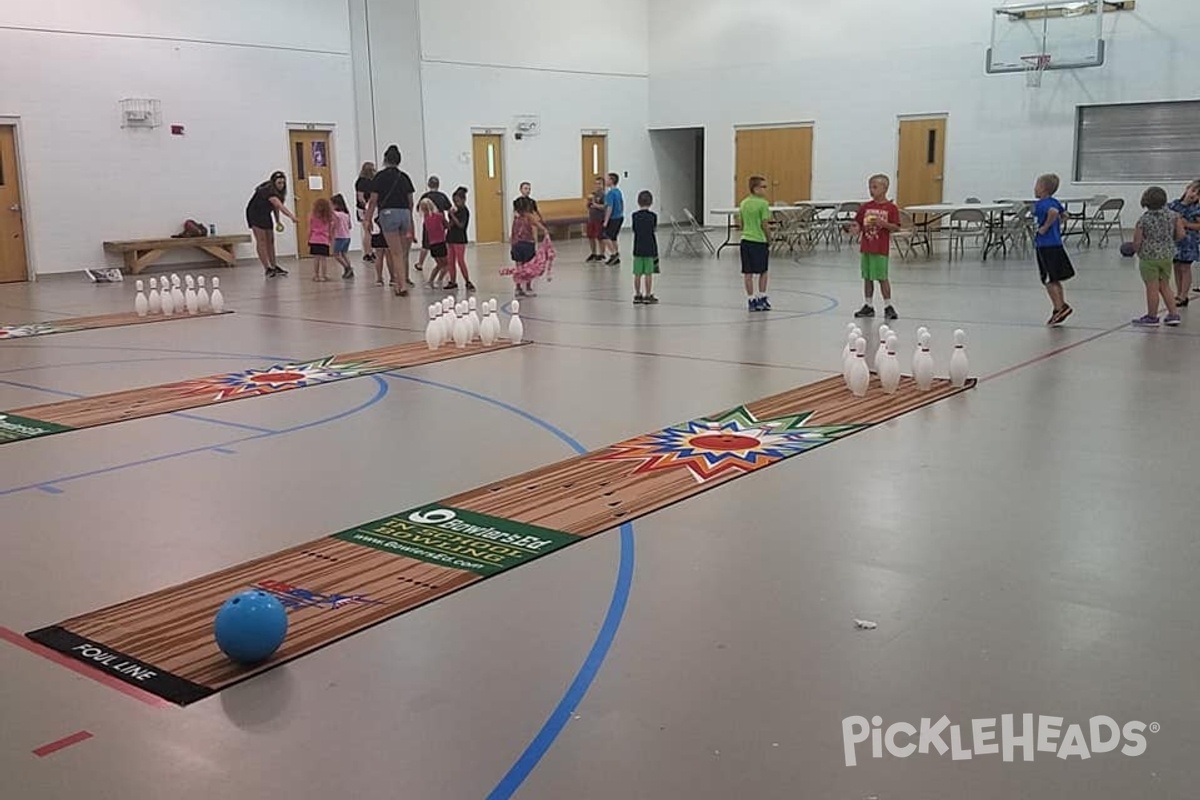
top-left (508, 196), bottom-right (549, 297)
top-left (851, 174), bottom-right (901, 320)
top-left (739, 175), bottom-right (772, 311)
top-left (418, 197), bottom-right (450, 289)
top-left (586, 176), bottom-right (606, 262)
top-left (308, 197), bottom-right (334, 282)
top-left (370, 214), bottom-right (388, 286)
top-left (631, 190), bottom-right (659, 304)
top-left (446, 186), bottom-right (475, 292)
top-left (1130, 186), bottom-right (1184, 326)
top-left (331, 194), bottom-right (354, 279)
top-left (602, 172), bottom-right (625, 266)
top-left (1168, 180), bottom-right (1200, 307)
top-left (415, 176), bottom-right (452, 272)
top-left (1033, 173), bottom-right (1075, 325)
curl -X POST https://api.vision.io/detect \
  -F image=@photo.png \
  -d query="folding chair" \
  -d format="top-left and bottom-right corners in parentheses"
top-left (683, 208), bottom-right (717, 255)
top-left (947, 208), bottom-right (986, 260)
top-left (1083, 198), bottom-right (1125, 247)
top-left (666, 214), bottom-right (705, 257)
top-left (891, 211), bottom-right (930, 260)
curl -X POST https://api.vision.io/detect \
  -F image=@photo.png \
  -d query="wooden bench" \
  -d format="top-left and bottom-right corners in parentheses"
top-left (537, 198), bottom-right (590, 240)
top-left (103, 234), bottom-right (252, 274)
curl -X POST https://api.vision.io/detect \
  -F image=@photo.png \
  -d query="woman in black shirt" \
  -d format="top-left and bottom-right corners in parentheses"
top-left (245, 171), bottom-right (299, 277)
top-left (355, 162), bottom-right (377, 264)
top-left (362, 144), bottom-right (416, 296)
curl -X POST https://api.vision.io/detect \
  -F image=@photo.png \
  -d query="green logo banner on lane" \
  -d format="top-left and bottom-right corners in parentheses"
top-left (333, 504), bottom-right (577, 576)
top-left (0, 413), bottom-right (74, 443)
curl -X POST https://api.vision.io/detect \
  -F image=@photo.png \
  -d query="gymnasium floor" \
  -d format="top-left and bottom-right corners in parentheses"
top-left (1, 237), bottom-right (1196, 799)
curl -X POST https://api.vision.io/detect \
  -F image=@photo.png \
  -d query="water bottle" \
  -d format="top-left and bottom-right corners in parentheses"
top-left (208, 223), bottom-right (216, 236)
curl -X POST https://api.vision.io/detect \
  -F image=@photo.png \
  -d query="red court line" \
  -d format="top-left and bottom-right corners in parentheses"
top-left (0, 626), bottom-right (170, 709)
top-left (32, 730), bottom-right (93, 758)
top-left (981, 321), bottom-right (1130, 383)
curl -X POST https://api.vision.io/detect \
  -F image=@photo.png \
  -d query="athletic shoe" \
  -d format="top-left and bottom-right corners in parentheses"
top-left (853, 304), bottom-right (875, 318)
top-left (465, 282), bottom-right (476, 292)
top-left (1132, 314), bottom-right (1159, 326)
top-left (363, 253), bottom-right (376, 263)
top-left (884, 305), bottom-right (898, 321)
top-left (1050, 304), bottom-right (1073, 325)
top-left (1176, 297), bottom-right (1189, 307)
top-left (1164, 313), bottom-right (1182, 326)
top-left (587, 254), bottom-right (602, 262)
top-left (748, 297), bottom-right (760, 312)
top-left (271, 264), bottom-right (289, 276)
top-left (607, 255), bottom-right (620, 266)
top-left (760, 296), bottom-right (772, 311)
top-left (633, 295), bottom-right (645, 304)
top-left (643, 295), bottom-right (659, 304)
top-left (342, 267), bottom-right (354, 279)
top-left (443, 282), bottom-right (458, 291)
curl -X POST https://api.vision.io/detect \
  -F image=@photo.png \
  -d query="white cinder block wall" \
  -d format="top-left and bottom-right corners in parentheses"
top-left (648, 0), bottom-right (1200, 226)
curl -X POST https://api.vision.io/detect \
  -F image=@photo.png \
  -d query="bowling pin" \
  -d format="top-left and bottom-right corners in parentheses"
top-left (949, 329), bottom-right (969, 388)
top-left (508, 299), bottom-right (524, 344)
top-left (210, 277), bottom-right (225, 313)
top-left (480, 305), bottom-right (496, 346)
top-left (197, 276), bottom-right (210, 312)
top-left (171, 274), bottom-right (184, 310)
top-left (879, 335), bottom-right (901, 394)
top-left (842, 331), bottom-right (858, 383)
top-left (425, 305), bottom-right (440, 350)
top-left (453, 303), bottom-right (469, 348)
top-left (914, 331), bottom-right (934, 390)
top-left (848, 337), bottom-right (870, 397)
top-left (468, 296), bottom-right (480, 340)
top-left (185, 283), bottom-right (198, 314)
top-left (874, 324), bottom-right (891, 368)
top-left (185, 274), bottom-right (196, 291)
top-left (134, 279), bottom-right (149, 317)
top-left (161, 280), bottom-right (175, 315)
top-left (147, 277), bottom-right (161, 315)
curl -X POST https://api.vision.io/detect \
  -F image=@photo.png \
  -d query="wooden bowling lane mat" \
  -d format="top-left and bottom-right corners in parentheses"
top-left (0, 339), bottom-right (527, 445)
top-left (26, 375), bottom-right (975, 705)
top-left (0, 310), bottom-right (231, 340)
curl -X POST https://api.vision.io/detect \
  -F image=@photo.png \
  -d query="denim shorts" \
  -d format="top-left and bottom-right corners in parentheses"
top-left (378, 208), bottom-right (413, 235)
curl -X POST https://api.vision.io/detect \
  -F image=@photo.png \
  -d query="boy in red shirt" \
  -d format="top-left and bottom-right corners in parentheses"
top-left (851, 174), bottom-right (901, 320)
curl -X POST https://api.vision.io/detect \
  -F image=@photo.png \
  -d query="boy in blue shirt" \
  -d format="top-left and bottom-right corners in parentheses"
top-left (603, 172), bottom-right (625, 266)
top-left (1033, 173), bottom-right (1075, 325)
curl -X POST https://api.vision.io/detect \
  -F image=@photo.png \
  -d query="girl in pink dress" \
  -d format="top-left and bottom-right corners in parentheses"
top-left (502, 196), bottom-right (554, 296)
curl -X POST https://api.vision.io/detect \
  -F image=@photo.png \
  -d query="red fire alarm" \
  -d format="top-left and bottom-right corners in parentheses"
top-left (170, 124), bottom-right (185, 136)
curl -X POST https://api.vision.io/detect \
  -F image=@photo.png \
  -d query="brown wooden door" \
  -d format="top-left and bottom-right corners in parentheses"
top-left (472, 134), bottom-right (505, 243)
top-left (0, 126), bottom-right (29, 283)
top-left (896, 118), bottom-right (946, 208)
top-left (288, 130), bottom-right (334, 257)
top-left (581, 134), bottom-right (607, 196)
top-left (734, 126), bottom-right (812, 205)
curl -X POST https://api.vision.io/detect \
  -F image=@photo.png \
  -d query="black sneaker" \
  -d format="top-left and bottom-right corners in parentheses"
top-left (607, 255), bottom-right (620, 266)
top-left (587, 254), bottom-right (602, 262)
top-left (264, 267), bottom-right (277, 278)
top-left (884, 305), bottom-right (898, 321)
top-left (633, 295), bottom-right (645, 304)
top-left (760, 296), bottom-right (772, 311)
top-left (342, 267), bottom-right (354, 279)
top-left (854, 304), bottom-right (875, 318)
top-left (363, 253), bottom-right (376, 263)
top-left (643, 294), bottom-right (660, 304)
top-left (465, 282), bottom-right (476, 292)
top-left (271, 265), bottom-right (289, 277)
top-left (443, 282), bottom-right (458, 291)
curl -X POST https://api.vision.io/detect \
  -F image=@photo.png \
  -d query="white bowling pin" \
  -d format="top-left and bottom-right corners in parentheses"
top-left (425, 305), bottom-right (440, 350)
top-left (147, 277), bottom-right (161, 315)
top-left (196, 276), bottom-right (210, 312)
top-left (185, 285), bottom-right (198, 314)
top-left (879, 335), bottom-right (901, 394)
top-left (442, 296), bottom-right (454, 315)
top-left (161, 281), bottom-right (175, 315)
top-left (453, 304), bottom-right (469, 348)
top-left (185, 274), bottom-right (196, 290)
top-left (480, 306), bottom-right (496, 346)
top-left (170, 274), bottom-right (184, 310)
top-left (914, 331), bottom-right (934, 390)
top-left (210, 277), bottom-right (225, 313)
top-left (134, 280), bottom-right (148, 317)
top-left (508, 299), bottom-right (524, 344)
top-left (874, 324), bottom-right (891, 368)
top-left (468, 296), bottom-right (480, 340)
top-left (848, 337), bottom-right (870, 397)
top-left (949, 329), bottom-right (969, 388)
top-left (842, 331), bottom-right (858, 383)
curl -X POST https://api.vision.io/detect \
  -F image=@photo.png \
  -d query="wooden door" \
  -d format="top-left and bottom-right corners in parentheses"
top-left (472, 134), bottom-right (505, 243)
top-left (581, 134), bottom-right (607, 196)
top-left (896, 118), bottom-right (946, 208)
top-left (0, 126), bottom-right (29, 283)
top-left (734, 126), bottom-right (812, 205)
top-left (288, 129), bottom-right (334, 257)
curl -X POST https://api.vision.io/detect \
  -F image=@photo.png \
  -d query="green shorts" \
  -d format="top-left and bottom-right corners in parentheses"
top-left (1139, 258), bottom-right (1171, 283)
top-left (861, 253), bottom-right (890, 281)
top-left (633, 256), bottom-right (656, 276)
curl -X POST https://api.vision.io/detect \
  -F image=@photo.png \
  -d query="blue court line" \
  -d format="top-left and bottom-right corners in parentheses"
top-left (382, 373), bottom-right (637, 800)
top-left (0, 375), bottom-right (278, 435)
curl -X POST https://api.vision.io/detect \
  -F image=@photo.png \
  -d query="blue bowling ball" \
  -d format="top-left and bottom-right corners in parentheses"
top-left (214, 590), bottom-right (289, 665)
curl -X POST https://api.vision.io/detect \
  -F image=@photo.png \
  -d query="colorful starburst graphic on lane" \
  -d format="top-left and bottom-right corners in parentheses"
top-left (171, 356), bottom-right (370, 401)
top-left (593, 406), bottom-right (867, 484)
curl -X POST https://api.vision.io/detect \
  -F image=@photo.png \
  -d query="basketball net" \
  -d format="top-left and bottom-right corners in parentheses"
top-left (1021, 54), bottom-right (1052, 88)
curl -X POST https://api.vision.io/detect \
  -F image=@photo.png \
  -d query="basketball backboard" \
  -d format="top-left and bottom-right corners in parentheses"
top-left (985, 0), bottom-right (1127, 74)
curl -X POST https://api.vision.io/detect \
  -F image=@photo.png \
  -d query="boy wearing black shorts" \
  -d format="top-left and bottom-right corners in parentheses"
top-left (739, 176), bottom-right (772, 311)
top-left (1033, 173), bottom-right (1075, 325)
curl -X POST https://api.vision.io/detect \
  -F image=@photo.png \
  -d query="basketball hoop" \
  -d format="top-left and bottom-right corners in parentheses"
top-left (1021, 53), bottom-right (1052, 87)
